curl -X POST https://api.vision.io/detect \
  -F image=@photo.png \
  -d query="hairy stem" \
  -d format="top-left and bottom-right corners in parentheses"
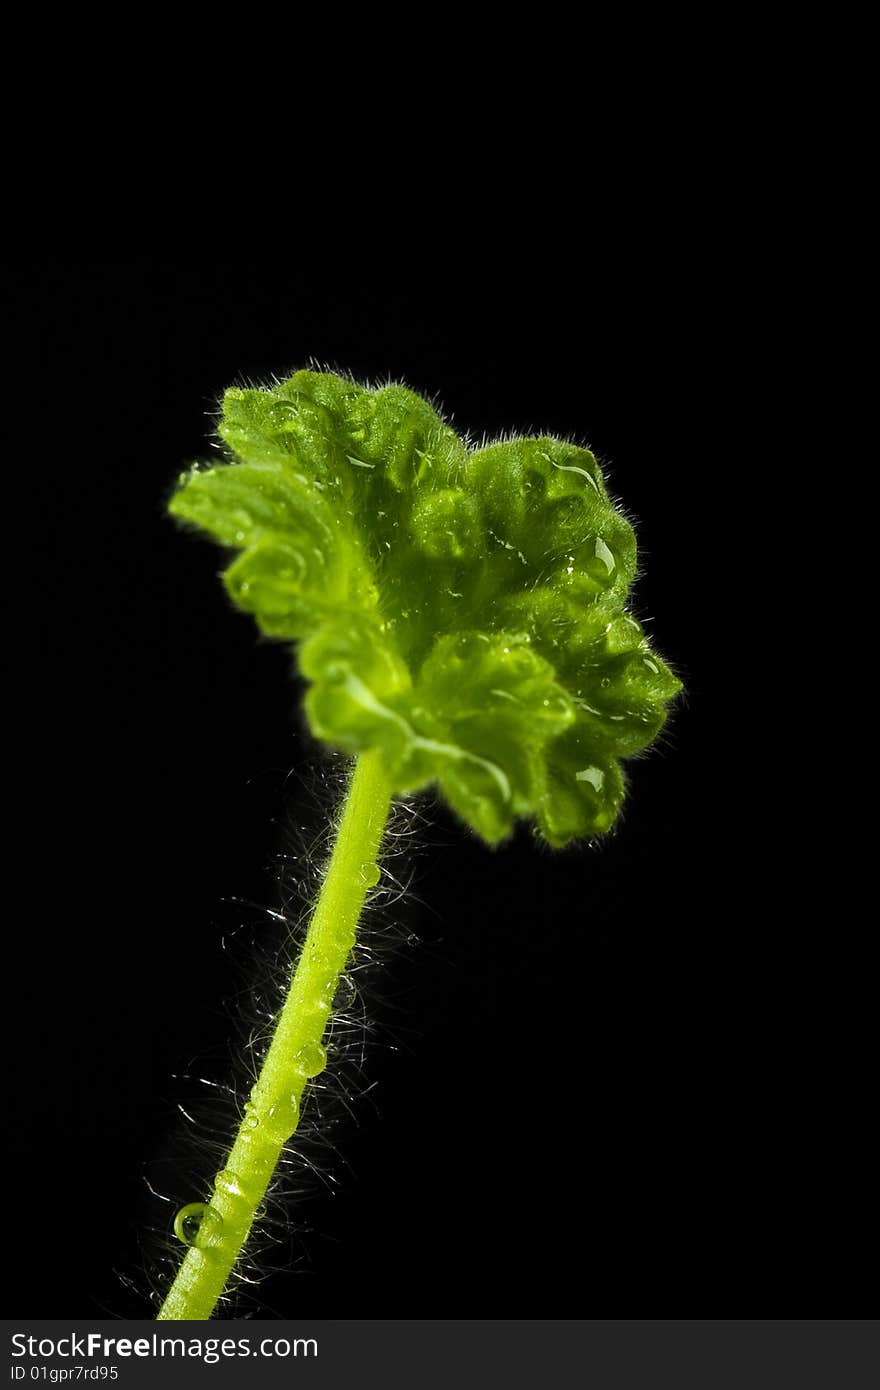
top-left (157, 749), bottom-right (393, 1320)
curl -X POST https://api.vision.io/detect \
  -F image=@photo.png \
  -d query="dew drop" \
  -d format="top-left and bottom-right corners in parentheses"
top-left (359, 862), bottom-right (381, 888)
top-left (594, 537), bottom-right (616, 574)
top-left (318, 978), bottom-right (336, 1008)
top-left (174, 1202), bottom-right (223, 1249)
top-left (293, 1041), bottom-right (327, 1078)
top-left (265, 1093), bottom-right (300, 1143)
top-left (334, 972), bottom-right (358, 1012)
top-left (215, 1169), bottom-right (243, 1198)
top-left (243, 1103), bottom-right (260, 1130)
top-left (576, 766), bottom-right (605, 792)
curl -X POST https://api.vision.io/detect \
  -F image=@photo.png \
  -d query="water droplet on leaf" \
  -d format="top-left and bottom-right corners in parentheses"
top-left (576, 766), bottom-right (605, 792)
top-left (594, 537), bottom-right (616, 574)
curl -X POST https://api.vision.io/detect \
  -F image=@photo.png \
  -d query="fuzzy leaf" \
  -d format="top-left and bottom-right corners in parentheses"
top-left (169, 370), bottom-right (681, 845)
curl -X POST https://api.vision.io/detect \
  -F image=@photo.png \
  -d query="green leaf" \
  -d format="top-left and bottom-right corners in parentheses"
top-left (537, 729), bottom-right (626, 848)
top-left (300, 617), bottom-right (416, 772)
top-left (168, 370), bottom-right (681, 845)
top-left (407, 632), bottom-right (573, 843)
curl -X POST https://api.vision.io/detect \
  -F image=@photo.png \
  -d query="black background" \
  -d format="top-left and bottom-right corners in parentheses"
top-left (5, 257), bottom-right (868, 1318)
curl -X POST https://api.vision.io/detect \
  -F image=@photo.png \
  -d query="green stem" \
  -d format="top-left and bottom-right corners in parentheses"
top-left (157, 749), bottom-right (393, 1320)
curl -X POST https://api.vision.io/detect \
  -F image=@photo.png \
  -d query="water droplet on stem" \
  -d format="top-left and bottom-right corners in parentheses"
top-left (174, 1202), bottom-right (224, 1249)
top-left (215, 1170), bottom-right (243, 1198)
top-left (264, 1094), bottom-right (300, 1143)
top-left (293, 1041), bottom-right (327, 1078)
